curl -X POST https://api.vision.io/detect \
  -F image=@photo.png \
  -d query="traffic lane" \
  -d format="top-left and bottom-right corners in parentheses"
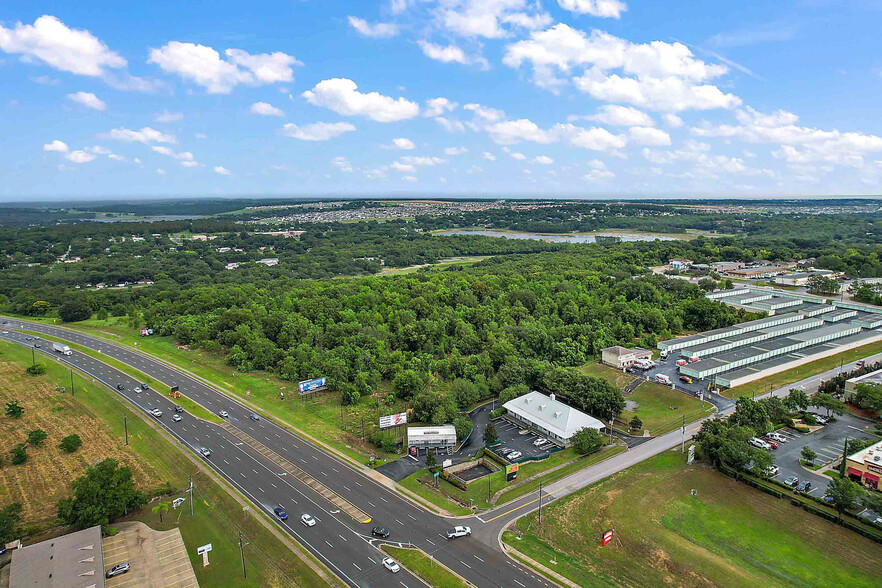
top-left (4, 324), bottom-right (548, 588)
top-left (0, 333), bottom-right (414, 588)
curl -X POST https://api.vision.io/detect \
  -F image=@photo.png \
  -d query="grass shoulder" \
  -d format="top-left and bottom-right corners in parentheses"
top-left (380, 545), bottom-right (470, 588)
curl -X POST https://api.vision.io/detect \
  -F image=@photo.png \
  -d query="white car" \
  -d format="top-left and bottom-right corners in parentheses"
top-left (172, 414), bottom-right (182, 422)
top-left (766, 432), bottom-right (787, 443)
top-left (507, 451), bottom-right (522, 460)
top-left (382, 557), bottom-right (400, 573)
top-left (301, 513), bottom-right (316, 527)
top-left (133, 386), bottom-right (141, 394)
top-left (763, 465), bottom-right (779, 477)
top-left (218, 410), bottom-right (229, 419)
top-left (749, 437), bottom-right (771, 450)
top-left (150, 408), bottom-right (162, 418)
top-left (446, 525), bottom-right (471, 539)
top-left (533, 438), bottom-right (547, 446)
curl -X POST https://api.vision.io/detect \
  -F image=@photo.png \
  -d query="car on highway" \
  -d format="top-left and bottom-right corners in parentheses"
top-left (507, 451), bottom-right (522, 460)
top-left (766, 432), bottom-right (787, 443)
top-left (105, 562), bottom-right (130, 578)
top-left (795, 481), bottom-right (813, 493)
top-left (199, 447), bottom-right (211, 458)
top-left (249, 413), bottom-right (260, 421)
top-left (301, 513), bottom-right (316, 527)
top-left (784, 475), bottom-right (799, 487)
top-left (382, 557), bottom-right (400, 573)
top-left (273, 507), bottom-right (288, 520)
top-left (116, 384), bottom-right (125, 391)
top-left (533, 437), bottom-right (547, 446)
top-left (172, 414), bottom-right (182, 422)
top-left (133, 386), bottom-right (141, 393)
top-left (25, 336), bottom-right (31, 341)
top-left (150, 408), bottom-right (162, 418)
top-left (218, 410), bottom-right (229, 419)
top-left (446, 525), bottom-right (471, 539)
top-left (175, 405), bottom-right (184, 413)
top-left (763, 465), bottom-right (779, 477)
top-left (371, 526), bottom-right (390, 538)
top-left (142, 383), bottom-right (150, 390)
top-left (749, 437), bottom-right (771, 450)
top-left (33, 342), bottom-right (40, 348)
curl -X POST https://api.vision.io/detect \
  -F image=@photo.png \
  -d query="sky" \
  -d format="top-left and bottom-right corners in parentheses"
top-left (1, 0), bottom-right (882, 201)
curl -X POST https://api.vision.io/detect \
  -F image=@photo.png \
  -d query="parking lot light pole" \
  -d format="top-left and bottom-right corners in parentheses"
top-left (124, 415), bottom-right (128, 445)
top-left (538, 481), bottom-right (542, 525)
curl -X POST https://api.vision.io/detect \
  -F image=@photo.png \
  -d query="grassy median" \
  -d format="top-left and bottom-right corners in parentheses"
top-left (381, 545), bottom-right (469, 588)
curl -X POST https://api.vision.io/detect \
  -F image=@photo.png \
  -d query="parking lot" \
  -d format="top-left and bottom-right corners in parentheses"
top-left (632, 358), bottom-right (735, 412)
top-left (491, 416), bottom-right (558, 462)
top-left (103, 521), bottom-right (198, 588)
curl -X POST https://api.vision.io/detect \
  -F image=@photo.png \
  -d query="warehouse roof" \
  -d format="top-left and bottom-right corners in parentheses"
top-left (10, 525), bottom-right (105, 588)
top-left (503, 391), bottom-right (603, 440)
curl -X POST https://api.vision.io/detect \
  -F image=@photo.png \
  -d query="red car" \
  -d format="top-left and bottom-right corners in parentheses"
top-left (763, 438), bottom-right (778, 449)
top-left (676, 359), bottom-right (687, 367)
top-left (688, 356), bottom-right (701, 363)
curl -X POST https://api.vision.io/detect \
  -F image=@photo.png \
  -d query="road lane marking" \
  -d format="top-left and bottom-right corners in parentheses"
top-left (483, 497), bottom-right (540, 523)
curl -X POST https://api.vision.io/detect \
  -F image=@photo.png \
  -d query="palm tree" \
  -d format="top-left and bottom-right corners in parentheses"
top-left (152, 500), bottom-right (170, 523)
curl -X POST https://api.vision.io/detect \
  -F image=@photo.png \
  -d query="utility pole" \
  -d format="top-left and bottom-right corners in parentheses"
top-left (189, 475), bottom-right (194, 517)
top-left (681, 415), bottom-right (686, 454)
top-left (538, 481), bottom-right (542, 525)
top-left (608, 408), bottom-right (614, 444)
top-left (238, 531), bottom-right (247, 579)
top-left (31, 347), bottom-right (35, 367)
top-left (488, 470), bottom-right (492, 501)
top-left (70, 369), bottom-right (75, 397)
top-left (361, 417), bottom-right (365, 441)
top-left (340, 401), bottom-right (343, 428)
top-left (124, 415), bottom-right (129, 445)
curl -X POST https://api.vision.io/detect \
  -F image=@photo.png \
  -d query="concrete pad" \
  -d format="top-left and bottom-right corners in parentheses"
top-left (103, 521), bottom-right (197, 588)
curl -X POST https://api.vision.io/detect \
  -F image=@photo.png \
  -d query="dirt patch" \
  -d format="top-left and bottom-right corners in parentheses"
top-left (0, 360), bottom-right (157, 525)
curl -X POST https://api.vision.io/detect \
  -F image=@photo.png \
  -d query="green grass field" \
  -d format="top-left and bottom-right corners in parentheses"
top-left (503, 451), bottom-right (881, 588)
top-left (381, 546), bottom-right (469, 588)
top-left (578, 362), bottom-right (637, 389)
top-left (621, 382), bottom-right (714, 435)
top-left (0, 341), bottom-right (328, 588)
top-left (724, 339), bottom-right (882, 399)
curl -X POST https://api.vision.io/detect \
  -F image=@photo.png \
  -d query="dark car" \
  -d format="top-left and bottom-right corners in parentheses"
top-left (106, 562), bottom-right (130, 578)
top-left (371, 526), bottom-right (390, 538)
top-left (249, 413), bottom-right (260, 421)
top-left (33, 343), bottom-right (40, 348)
top-left (784, 475), bottom-right (799, 487)
top-left (116, 384), bottom-right (125, 391)
top-left (175, 405), bottom-right (184, 413)
top-left (142, 383), bottom-right (150, 390)
top-left (795, 481), bottom-right (812, 493)
top-left (273, 507), bottom-right (288, 520)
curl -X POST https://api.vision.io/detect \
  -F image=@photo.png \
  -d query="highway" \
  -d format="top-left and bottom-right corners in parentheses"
top-left (0, 319), bottom-right (551, 588)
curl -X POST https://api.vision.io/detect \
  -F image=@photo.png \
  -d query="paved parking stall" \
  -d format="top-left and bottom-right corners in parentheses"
top-left (491, 416), bottom-right (558, 462)
top-left (103, 522), bottom-right (198, 588)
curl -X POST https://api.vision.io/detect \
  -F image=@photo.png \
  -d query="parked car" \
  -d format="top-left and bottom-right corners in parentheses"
top-left (199, 447), bottom-right (211, 458)
top-left (766, 432), bottom-right (787, 443)
top-left (821, 494), bottom-right (835, 503)
top-left (382, 557), bottom-right (400, 573)
top-left (812, 413), bottom-right (829, 424)
top-left (273, 507), bottom-right (288, 520)
top-left (784, 475), bottom-right (799, 487)
top-left (764, 439), bottom-right (778, 450)
top-left (105, 562), bottom-right (130, 578)
top-left (676, 359), bottom-right (687, 367)
top-left (749, 437), bottom-right (771, 450)
top-left (172, 414), bottom-right (182, 422)
top-left (249, 413), bottom-right (260, 421)
top-left (500, 447), bottom-right (512, 456)
top-left (150, 408), bottom-right (162, 418)
top-left (533, 437), bottom-right (547, 446)
top-left (218, 410), bottom-right (229, 419)
top-left (301, 513), bottom-right (316, 527)
top-left (795, 481), bottom-right (813, 493)
top-left (679, 375), bottom-right (693, 384)
top-left (446, 525), bottom-right (471, 539)
top-left (371, 526), bottom-right (390, 538)
top-left (763, 465), bottom-right (779, 477)
top-left (655, 374), bottom-right (671, 385)
top-left (688, 356), bottom-right (701, 363)
top-left (507, 451), bottom-right (522, 460)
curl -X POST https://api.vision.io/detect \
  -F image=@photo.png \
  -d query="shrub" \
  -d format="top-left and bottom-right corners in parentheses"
top-left (26, 363), bottom-right (46, 376)
top-left (59, 434), bottom-right (82, 453)
top-left (9, 444), bottom-right (27, 465)
top-left (489, 407), bottom-right (506, 419)
top-left (572, 427), bottom-right (604, 455)
top-left (26, 429), bottom-right (47, 447)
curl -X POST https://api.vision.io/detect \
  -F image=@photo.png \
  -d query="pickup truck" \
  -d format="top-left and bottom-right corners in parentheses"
top-left (446, 526), bottom-right (471, 539)
top-left (52, 342), bottom-right (72, 356)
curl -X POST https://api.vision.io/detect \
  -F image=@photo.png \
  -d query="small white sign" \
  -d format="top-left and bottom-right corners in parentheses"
top-left (442, 459), bottom-right (452, 468)
top-left (172, 497), bottom-right (186, 509)
top-left (197, 543), bottom-right (213, 555)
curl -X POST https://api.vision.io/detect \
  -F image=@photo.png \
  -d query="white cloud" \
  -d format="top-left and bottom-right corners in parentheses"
top-left (573, 70), bottom-right (741, 112)
top-left (435, 117), bottom-right (466, 133)
top-left (399, 155), bottom-right (446, 166)
top-left (348, 16), bottom-right (399, 38)
top-left (509, 151), bottom-right (527, 160)
top-left (156, 168), bottom-right (166, 176)
top-left (463, 103), bottom-right (505, 122)
top-left (444, 146), bottom-right (468, 155)
top-left (281, 122), bottom-right (356, 141)
top-left (568, 126), bottom-right (628, 150)
top-left (418, 40), bottom-right (470, 65)
top-left (148, 42), bottom-right (299, 94)
top-left (583, 168), bottom-right (615, 179)
top-left (152, 145), bottom-right (197, 167)
top-left (573, 105), bottom-right (653, 127)
top-left (628, 126), bottom-right (671, 146)
top-left (31, 75), bottom-right (59, 85)
top-left (250, 101), bottom-right (284, 116)
top-left (662, 113), bottom-right (683, 128)
top-left (487, 119), bottom-right (557, 144)
top-left (482, 151), bottom-right (497, 161)
top-left (102, 127), bottom-right (176, 144)
top-left (214, 166), bottom-right (230, 175)
top-left (438, 0), bottom-right (551, 39)
top-left (402, 175), bottom-right (418, 182)
top-left (64, 150), bottom-right (96, 163)
top-left (532, 155), bottom-right (554, 164)
top-left (424, 97), bottom-right (458, 117)
top-left (67, 91), bottom-right (106, 111)
top-left (557, 0), bottom-right (627, 19)
top-left (365, 167), bottom-right (387, 180)
top-left (0, 15), bottom-right (126, 77)
top-left (43, 140), bottom-right (68, 153)
top-left (391, 161), bottom-right (415, 172)
top-left (331, 156), bottom-right (353, 172)
top-left (155, 110), bottom-right (184, 123)
top-left (392, 137), bottom-right (416, 150)
top-left (302, 78), bottom-right (419, 122)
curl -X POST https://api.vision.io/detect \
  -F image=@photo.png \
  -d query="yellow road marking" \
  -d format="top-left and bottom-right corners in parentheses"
top-left (483, 497), bottom-right (540, 523)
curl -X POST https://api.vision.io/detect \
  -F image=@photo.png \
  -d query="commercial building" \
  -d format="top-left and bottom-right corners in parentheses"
top-left (845, 439), bottom-right (882, 491)
top-left (844, 368), bottom-right (882, 402)
top-left (725, 265), bottom-right (788, 279)
top-left (600, 345), bottom-right (652, 368)
top-left (669, 258), bottom-right (693, 270)
top-left (9, 525), bottom-right (105, 588)
top-left (773, 269), bottom-right (836, 286)
top-left (502, 391), bottom-right (604, 446)
top-left (407, 425), bottom-right (457, 454)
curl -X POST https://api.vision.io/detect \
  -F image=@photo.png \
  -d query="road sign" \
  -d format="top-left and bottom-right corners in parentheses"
top-left (687, 444), bottom-right (695, 464)
top-left (601, 528), bottom-right (614, 547)
top-left (172, 497), bottom-right (186, 509)
top-left (197, 543), bottom-right (212, 555)
top-left (379, 411), bottom-right (407, 429)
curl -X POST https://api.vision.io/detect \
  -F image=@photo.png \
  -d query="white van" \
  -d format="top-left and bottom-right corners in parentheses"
top-left (655, 374), bottom-right (672, 385)
top-left (634, 359), bottom-right (654, 370)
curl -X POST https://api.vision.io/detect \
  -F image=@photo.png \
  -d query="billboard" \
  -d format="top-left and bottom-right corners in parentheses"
top-left (379, 411), bottom-right (408, 429)
top-left (601, 528), bottom-right (614, 547)
top-left (298, 377), bottom-right (327, 395)
top-left (506, 463), bottom-right (518, 482)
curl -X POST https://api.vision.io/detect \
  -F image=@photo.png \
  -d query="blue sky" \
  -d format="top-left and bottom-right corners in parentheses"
top-left (1, 0), bottom-right (881, 200)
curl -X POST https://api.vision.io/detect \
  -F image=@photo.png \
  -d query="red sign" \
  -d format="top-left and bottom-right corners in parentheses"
top-left (601, 528), bottom-right (614, 547)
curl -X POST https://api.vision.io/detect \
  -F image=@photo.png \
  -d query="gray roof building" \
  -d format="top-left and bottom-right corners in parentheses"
top-left (503, 391), bottom-right (604, 444)
top-left (10, 525), bottom-right (105, 588)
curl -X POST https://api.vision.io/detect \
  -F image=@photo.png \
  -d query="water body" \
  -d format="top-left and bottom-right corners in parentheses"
top-left (437, 229), bottom-right (680, 243)
top-left (90, 214), bottom-right (205, 223)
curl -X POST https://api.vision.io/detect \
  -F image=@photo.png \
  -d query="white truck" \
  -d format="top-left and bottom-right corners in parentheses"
top-left (52, 342), bottom-right (72, 356)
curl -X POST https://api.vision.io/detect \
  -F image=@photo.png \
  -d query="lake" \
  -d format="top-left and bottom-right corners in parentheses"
top-left (436, 230), bottom-right (680, 243)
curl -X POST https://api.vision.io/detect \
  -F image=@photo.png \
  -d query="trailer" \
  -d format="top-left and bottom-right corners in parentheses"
top-left (52, 342), bottom-right (72, 356)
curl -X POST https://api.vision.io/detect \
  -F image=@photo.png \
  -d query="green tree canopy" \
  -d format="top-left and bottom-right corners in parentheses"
top-left (57, 459), bottom-right (146, 529)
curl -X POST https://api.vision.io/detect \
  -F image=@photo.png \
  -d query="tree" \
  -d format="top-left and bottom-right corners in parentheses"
top-left (813, 392), bottom-right (846, 417)
top-left (806, 275), bottom-right (841, 295)
top-left (0, 503), bottom-right (22, 544)
top-left (5, 400), bottom-right (23, 419)
top-left (853, 383), bottom-right (882, 412)
top-left (826, 476), bottom-right (863, 520)
top-left (393, 370), bottom-right (425, 400)
top-left (425, 448), bottom-right (437, 470)
top-left (57, 459), bottom-right (146, 529)
top-left (483, 422), bottom-right (498, 445)
top-left (801, 446), bottom-right (816, 465)
top-left (729, 397), bottom-right (771, 435)
top-left (26, 429), bottom-right (47, 447)
top-left (629, 415), bottom-right (643, 432)
top-left (861, 489), bottom-right (882, 515)
top-left (59, 434), bottom-right (83, 453)
top-left (152, 501), bottom-right (170, 523)
top-left (9, 444), bottom-right (27, 465)
top-left (784, 389), bottom-right (810, 412)
top-left (571, 428), bottom-right (603, 455)
top-left (339, 382), bottom-right (360, 406)
top-left (759, 397), bottom-right (788, 425)
top-left (696, 419), bottom-right (772, 472)
top-left (453, 416), bottom-right (472, 441)
top-left (26, 363), bottom-right (46, 376)
top-left (59, 299), bottom-right (92, 322)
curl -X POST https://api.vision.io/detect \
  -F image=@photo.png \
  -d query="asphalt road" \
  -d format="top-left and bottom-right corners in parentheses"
top-left (0, 321), bottom-right (551, 588)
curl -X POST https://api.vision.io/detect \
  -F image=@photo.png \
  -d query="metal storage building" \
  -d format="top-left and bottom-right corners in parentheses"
top-left (407, 425), bottom-right (457, 454)
top-left (502, 391), bottom-right (604, 446)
